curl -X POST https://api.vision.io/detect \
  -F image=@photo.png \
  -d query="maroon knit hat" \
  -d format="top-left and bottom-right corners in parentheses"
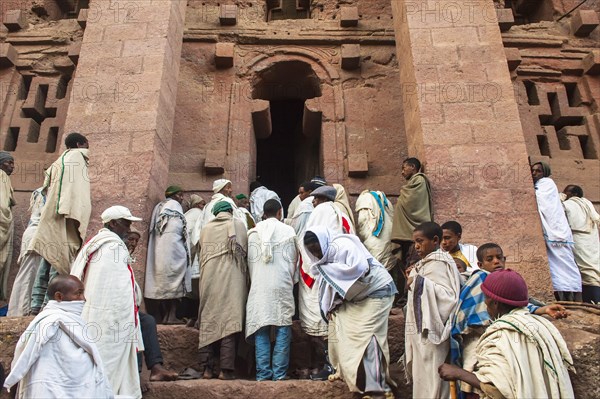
top-left (481, 269), bottom-right (529, 307)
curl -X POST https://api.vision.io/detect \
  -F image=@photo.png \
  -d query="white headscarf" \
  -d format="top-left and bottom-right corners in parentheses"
top-left (213, 179), bottom-right (231, 194)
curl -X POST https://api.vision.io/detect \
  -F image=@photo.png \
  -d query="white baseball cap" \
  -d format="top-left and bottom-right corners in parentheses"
top-left (101, 206), bottom-right (142, 224)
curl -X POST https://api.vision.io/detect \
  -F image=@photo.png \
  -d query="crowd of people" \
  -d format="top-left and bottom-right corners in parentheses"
top-left (0, 134), bottom-right (597, 398)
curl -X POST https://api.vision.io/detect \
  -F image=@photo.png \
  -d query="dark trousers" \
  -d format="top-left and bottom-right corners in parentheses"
top-left (137, 312), bottom-right (164, 373)
top-left (199, 334), bottom-right (236, 372)
top-left (554, 291), bottom-right (583, 302)
top-left (582, 285), bottom-right (600, 304)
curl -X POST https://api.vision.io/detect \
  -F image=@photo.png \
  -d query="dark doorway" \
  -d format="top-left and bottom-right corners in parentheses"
top-left (252, 61), bottom-right (323, 211)
top-left (256, 100), bottom-right (320, 209)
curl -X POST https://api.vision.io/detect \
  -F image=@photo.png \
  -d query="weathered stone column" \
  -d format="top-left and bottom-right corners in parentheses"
top-left (391, 0), bottom-right (551, 297)
top-left (62, 0), bottom-right (186, 281)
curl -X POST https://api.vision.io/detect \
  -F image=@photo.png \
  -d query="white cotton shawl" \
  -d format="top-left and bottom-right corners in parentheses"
top-left (4, 300), bottom-right (114, 398)
top-left (305, 226), bottom-right (372, 317)
top-left (535, 178), bottom-right (574, 244)
top-left (250, 186), bottom-right (281, 221)
top-left (355, 190), bottom-right (395, 270)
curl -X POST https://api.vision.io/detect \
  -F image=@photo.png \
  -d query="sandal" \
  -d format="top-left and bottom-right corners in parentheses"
top-left (178, 367), bottom-right (202, 380)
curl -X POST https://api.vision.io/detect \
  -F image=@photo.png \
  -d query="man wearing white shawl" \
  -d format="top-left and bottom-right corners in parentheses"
top-left (355, 190), bottom-right (395, 271)
top-left (332, 183), bottom-right (355, 230)
top-left (405, 222), bottom-right (461, 399)
top-left (71, 206), bottom-right (144, 398)
top-left (197, 201), bottom-right (249, 380)
top-left (7, 188), bottom-right (45, 316)
top-left (4, 275), bottom-right (113, 398)
top-left (246, 199), bottom-right (298, 381)
top-left (184, 194), bottom-right (205, 291)
top-left (144, 186), bottom-right (192, 324)
top-left (0, 151), bottom-right (15, 303)
top-left (532, 162), bottom-right (582, 301)
top-left (29, 133), bottom-right (91, 314)
top-left (439, 269), bottom-right (574, 399)
top-left (249, 181), bottom-right (282, 222)
top-left (196, 179), bottom-right (249, 231)
top-left (562, 184), bottom-right (600, 303)
top-left (303, 226), bottom-right (397, 398)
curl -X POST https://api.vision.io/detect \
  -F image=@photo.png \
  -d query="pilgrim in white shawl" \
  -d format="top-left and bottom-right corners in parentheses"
top-left (183, 194), bottom-right (206, 324)
top-left (196, 179), bottom-right (249, 231)
top-left (249, 181), bottom-right (282, 222)
top-left (197, 201), bottom-right (249, 380)
top-left (4, 275), bottom-right (114, 399)
top-left (0, 151), bottom-right (15, 304)
top-left (298, 185), bottom-right (354, 380)
top-left (8, 188), bottom-right (45, 316)
top-left (71, 206), bottom-right (144, 399)
top-left (355, 190), bottom-right (395, 271)
top-left (286, 181), bottom-right (318, 231)
top-left (287, 177), bottom-right (327, 220)
top-left (562, 184), bottom-right (600, 303)
top-left (439, 269), bottom-right (575, 399)
top-left (441, 221), bottom-right (479, 273)
top-left (235, 194), bottom-right (256, 229)
top-left (29, 133), bottom-right (91, 314)
top-left (405, 222), bottom-right (461, 399)
top-left (246, 199), bottom-right (298, 381)
top-left (144, 185), bottom-right (192, 324)
top-left (332, 183), bottom-right (355, 229)
top-left (304, 226), bottom-right (397, 398)
top-left (532, 162), bottom-right (582, 301)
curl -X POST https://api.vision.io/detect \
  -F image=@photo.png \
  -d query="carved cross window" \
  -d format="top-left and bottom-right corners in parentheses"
top-left (267, 0), bottom-right (310, 21)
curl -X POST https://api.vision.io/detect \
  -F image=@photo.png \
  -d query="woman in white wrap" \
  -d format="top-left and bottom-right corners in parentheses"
top-left (531, 162), bottom-right (582, 301)
top-left (304, 226), bottom-right (397, 399)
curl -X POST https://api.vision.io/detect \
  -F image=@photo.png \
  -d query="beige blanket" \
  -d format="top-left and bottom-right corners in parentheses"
top-left (391, 173), bottom-right (433, 242)
top-left (197, 212), bottom-right (248, 348)
top-left (28, 149), bottom-right (91, 275)
top-left (475, 308), bottom-right (575, 399)
top-left (0, 169), bottom-right (14, 300)
top-left (355, 190), bottom-right (395, 270)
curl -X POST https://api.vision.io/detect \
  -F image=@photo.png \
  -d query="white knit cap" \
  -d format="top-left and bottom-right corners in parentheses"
top-left (212, 179), bottom-right (231, 193)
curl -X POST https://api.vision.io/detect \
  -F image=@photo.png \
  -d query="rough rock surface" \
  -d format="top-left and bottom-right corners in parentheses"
top-left (1, 309), bottom-right (597, 398)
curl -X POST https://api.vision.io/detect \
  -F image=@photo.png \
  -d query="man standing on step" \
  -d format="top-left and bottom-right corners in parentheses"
top-left (29, 133), bottom-right (91, 314)
top-left (0, 151), bottom-right (16, 308)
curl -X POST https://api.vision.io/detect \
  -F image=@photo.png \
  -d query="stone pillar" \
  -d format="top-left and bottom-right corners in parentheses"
top-left (391, 0), bottom-right (551, 297)
top-left (62, 0), bottom-right (186, 281)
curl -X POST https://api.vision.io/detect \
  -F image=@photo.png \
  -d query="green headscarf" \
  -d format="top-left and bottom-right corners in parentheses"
top-left (235, 194), bottom-right (247, 200)
top-left (212, 201), bottom-right (233, 216)
top-left (533, 161), bottom-right (551, 177)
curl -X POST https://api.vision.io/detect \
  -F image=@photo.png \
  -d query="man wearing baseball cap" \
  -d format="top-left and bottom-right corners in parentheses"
top-left (71, 206), bottom-right (144, 398)
top-left (439, 269), bottom-right (574, 398)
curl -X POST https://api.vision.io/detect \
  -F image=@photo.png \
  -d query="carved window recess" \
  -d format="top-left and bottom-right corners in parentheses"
top-left (267, 0), bottom-right (310, 22)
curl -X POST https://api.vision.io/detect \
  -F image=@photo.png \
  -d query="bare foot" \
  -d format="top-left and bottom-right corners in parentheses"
top-left (202, 368), bottom-right (213, 379)
top-left (218, 370), bottom-right (236, 380)
top-left (140, 380), bottom-right (150, 393)
top-left (149, 364), bottom-right (179, 381)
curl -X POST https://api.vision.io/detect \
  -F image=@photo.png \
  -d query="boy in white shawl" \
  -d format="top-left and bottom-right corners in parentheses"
top-left (439, 269), bottom-right (575, 399)
top-left (4, 275), bottom-right (113, 398)
top-left (71, 206), bottom-right (144, 399)
top-left (304, 226), bottom-right (397, 399)
top-left (144, 185), bottom-right (191, 324)
top-left (405, 222), bottom-right (461, 399)
top-left (246, 199), bottom-right (298, 381)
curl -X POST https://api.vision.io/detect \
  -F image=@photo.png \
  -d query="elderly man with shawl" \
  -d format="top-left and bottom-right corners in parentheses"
top-left (197, 201), bottom-right (248, 380)
top-left (144, 185), bottom-right (191, 324)
top-left (562, 184), bottom-right (600, 303)
top-left (355, 190), bottom-right (395, 271)
top-left (197, 179), bottom-right (249, 231)
top-left (0, 152), bottom-right (15, 305)
top-left (71, 206), bottom-right (144, 398)
top-left (246, 199), bottom-right (298, 381)
top-left (4, 275), bottom-right (113, 398)
top-left (303, 226), bottom-right (397, 399)
top-left (249, 181), bottom-right (281, 222)
top-left (29, 133), bottom-right (91, 314)
top-left (439, 270), bottom-right (575, 399)
top-left (7, 188), bottom-right (45, 316)
top-left (531, 162), bottom-right (582, 301)
top-left (391, 157), bottom-right (433, 262)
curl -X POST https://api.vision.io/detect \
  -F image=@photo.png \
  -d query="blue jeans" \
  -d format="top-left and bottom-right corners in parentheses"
top-left (255, 325), bottom-right (291, 381)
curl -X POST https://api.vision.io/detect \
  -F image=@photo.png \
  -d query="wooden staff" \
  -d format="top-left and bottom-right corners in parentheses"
top-left (450, 381), bottom-right (458, 399)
